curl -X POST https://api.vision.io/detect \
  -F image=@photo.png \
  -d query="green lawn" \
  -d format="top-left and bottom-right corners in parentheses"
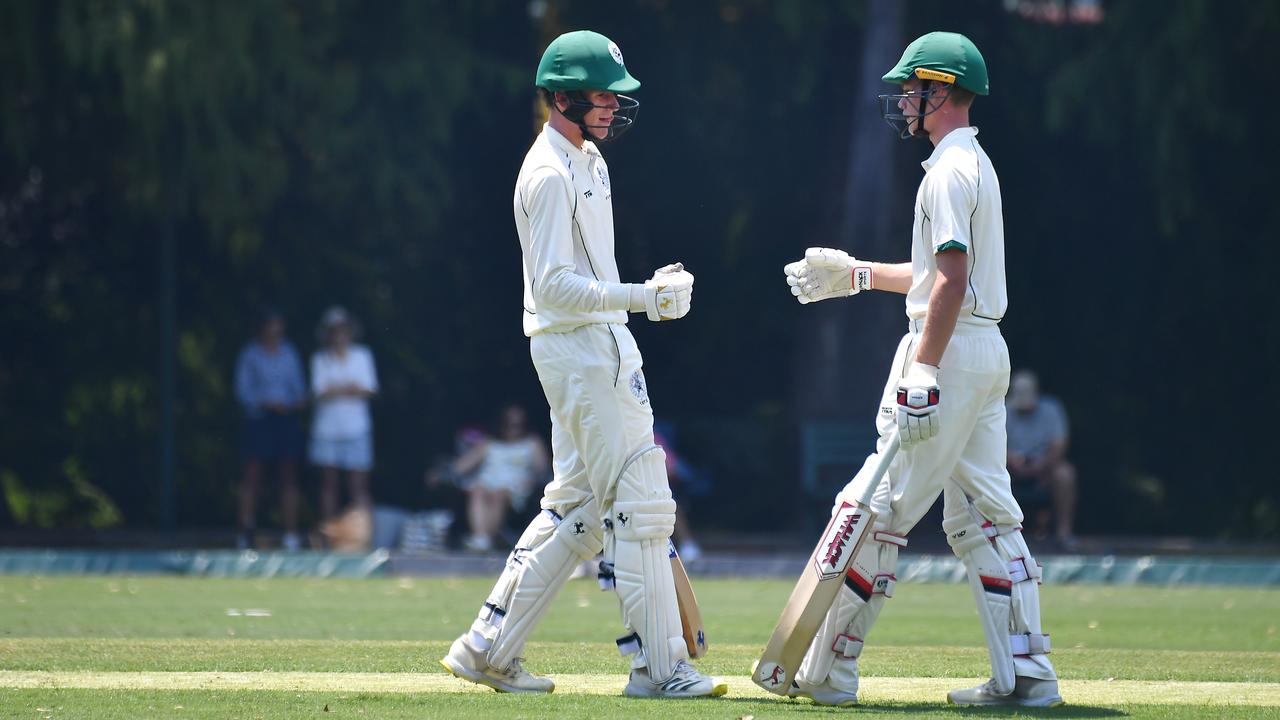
top-left (1, 575), bottom-right (1277, 718)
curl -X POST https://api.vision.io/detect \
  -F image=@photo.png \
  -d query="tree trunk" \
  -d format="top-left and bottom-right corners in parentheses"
top-left (795, 0), bottom-right (907, 426)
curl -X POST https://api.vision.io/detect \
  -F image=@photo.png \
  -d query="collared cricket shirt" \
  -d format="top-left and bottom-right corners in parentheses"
top-left (905, 127), bottom-right (1007, 325)
top-left (515, 123), bottom-right (630, 337)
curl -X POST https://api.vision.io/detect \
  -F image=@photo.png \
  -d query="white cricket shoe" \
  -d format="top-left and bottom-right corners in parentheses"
top-left (624, 659), bottom-right (728, 698)
top-left (787, 679), bottom-right (858, 707)
top-left (948, 677), bottom-right (1064, 707)
top-left (439, 637), bottom-right (554, 693)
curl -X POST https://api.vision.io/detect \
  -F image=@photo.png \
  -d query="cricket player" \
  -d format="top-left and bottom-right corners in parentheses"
top-left (782, 32), bottom-right (1062, 707)
top-left (440, 30), bottom-right (726, 699)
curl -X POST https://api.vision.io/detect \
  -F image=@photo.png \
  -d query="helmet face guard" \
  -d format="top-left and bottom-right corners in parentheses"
top-left (558, 91), bottom-right (639, 143)
top-left (877, 79), bottom-right (951, 140)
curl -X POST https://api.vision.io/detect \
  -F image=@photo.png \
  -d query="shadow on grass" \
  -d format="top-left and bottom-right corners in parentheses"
top-left (709, 695), bottom-right (1126, 717)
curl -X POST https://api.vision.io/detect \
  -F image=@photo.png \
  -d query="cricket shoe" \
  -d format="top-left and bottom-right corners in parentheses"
top-left (624, 659), bottom-right (728, 698)
top-left (947, 676), bottom-right (1064, 707)
top-left (787, 679), bottom-right (858, 707)
top-left (439, 637), bottom-right (554, 693)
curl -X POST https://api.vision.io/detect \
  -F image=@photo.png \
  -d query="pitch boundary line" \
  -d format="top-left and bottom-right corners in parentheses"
top-left (2, 671), bottom-right (1278, 706)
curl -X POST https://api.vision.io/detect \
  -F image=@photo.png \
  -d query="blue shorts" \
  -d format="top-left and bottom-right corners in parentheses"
top-left (241, 413), bottom-right (304, 462)
top-left (309, 434), bottom-right (373, 472)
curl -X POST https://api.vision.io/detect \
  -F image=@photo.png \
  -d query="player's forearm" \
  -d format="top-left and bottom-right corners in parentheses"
top-left (868, 262), bottom-right (911, 294)
top-left (535, 266), bottom-right (634, 313)
top-left (914, 274), bottom-right (965, 366)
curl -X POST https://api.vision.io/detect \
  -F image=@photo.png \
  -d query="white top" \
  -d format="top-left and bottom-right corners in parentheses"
top-left (514, 124), bottom-right (631, 337)
top-left (310, 344), bottom-right (378, 440)
top-left (474, 437), bottom-right (541, 493)
top-left (906, 127), bottom-right (1007, 326)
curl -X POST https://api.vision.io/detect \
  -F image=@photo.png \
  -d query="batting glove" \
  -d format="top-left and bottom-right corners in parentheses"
top-left (644, 262), bottom-right (693, 321)
top-left (896, 362), bottom-right (940, 447)
top-left (784, 247), bottom-right (872, 304)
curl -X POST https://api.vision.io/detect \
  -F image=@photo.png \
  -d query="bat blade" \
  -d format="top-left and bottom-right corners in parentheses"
top-left (752, 500), bottom-right (877, 694)
top-left (670, 542), bottom-right (707, 658)
top-left (752, 431), bottom-right (900, 695)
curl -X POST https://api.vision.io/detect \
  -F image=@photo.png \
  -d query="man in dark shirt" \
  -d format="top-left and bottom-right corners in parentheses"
top-left (1006, 370), bottom-right (1077, 549)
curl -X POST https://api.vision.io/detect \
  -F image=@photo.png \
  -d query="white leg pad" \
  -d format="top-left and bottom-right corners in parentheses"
top-left (945, 507), bottom-right (1016, 695)
top-left (796, 521), bottom-right (907, 692)
top-left (607, 446), bottom-right (687, 682)
top-left (477, 500), bottom-right (604, 670)
top-left (990, 527), bottom-right (1056, 681)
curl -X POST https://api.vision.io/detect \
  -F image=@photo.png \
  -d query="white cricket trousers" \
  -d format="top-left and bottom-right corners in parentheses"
top-left (853, 320), bottom-right (1022, 534)
top-left (530, 323), bottom-right (657, 516)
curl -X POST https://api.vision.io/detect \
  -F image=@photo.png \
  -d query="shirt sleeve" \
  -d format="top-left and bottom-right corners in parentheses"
top-left (922, 163), bottom-right (977, 254)
top-left (523, 166), bottom-right (633, 313)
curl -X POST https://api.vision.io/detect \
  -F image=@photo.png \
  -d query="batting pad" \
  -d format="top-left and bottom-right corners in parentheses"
top-left (990, 527), bottom-right (1056, 681)
top-left (480, 500), bottom-right (603, 671)
top-left (945, 508), bottom-right (1016, 695)
top-left (608, 445), bottom-right (687, 682)
top-left (795, 526), bottom-right (906, 692)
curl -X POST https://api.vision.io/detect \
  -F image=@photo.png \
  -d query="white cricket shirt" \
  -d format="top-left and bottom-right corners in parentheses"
top-left (515, 124), bottom-right (631, 336)
top-left (905, 127), bottom-right (1007, 326)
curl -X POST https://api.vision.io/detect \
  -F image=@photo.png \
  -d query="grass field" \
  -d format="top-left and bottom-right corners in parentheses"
top-left (1, 574), bottom-right (1278, 718)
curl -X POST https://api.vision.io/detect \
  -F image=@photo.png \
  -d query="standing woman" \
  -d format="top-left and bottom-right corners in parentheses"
top-left (309, 306), bottom-right (378, 523)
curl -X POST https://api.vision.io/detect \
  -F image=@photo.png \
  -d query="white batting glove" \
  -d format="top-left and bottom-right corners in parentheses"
top-left (644, 262), bottom-right (694, 321)
top-left (896, 362), bottom-right (940, 447)
top-left (783, 247), bottom-right (872, 304)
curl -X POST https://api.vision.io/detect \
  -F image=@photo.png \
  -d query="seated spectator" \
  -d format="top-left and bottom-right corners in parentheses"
top-left (234, 308), bottom-right (306, 551)
top-left (423, 426), bottom-right (489, 549)
top-left (455, 405), bottom-right (549, 552)
top-left (1006, 370), bottom-right (1078, 549)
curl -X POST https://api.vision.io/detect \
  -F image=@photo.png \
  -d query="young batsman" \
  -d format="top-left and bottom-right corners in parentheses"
top-left (440, 30), bottom-right (726, 699)
top-left (782, 31), bottom-right (1062, 707)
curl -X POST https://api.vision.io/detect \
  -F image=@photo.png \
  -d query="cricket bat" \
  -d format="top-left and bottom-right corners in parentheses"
top-left (670, 541), bottom-right (707, 658)
top-left (752, 430), bottom-right (901, 694)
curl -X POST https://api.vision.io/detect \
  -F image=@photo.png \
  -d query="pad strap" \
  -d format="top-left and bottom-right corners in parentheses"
top-left (831, 633), bottom-right (864, 659)
top-left (873, 530), bottom-right (908, 548)
top-left (872, 573), bottom-right (897, 598)
top-left (1008, 556), bottom-right (1043, 584)
top-left (1010, 633), bottom-right (1052, 655)
top-left (616, 631), bottom-right (642, 657)
top-left (982, 520), bottom-right (1022, 538)
top-left (597, 560), bottom-right (616, 591)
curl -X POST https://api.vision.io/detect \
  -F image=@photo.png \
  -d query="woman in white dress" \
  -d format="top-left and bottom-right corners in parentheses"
top-left (454, 405), bottom-right (549, 551)
top-left (309, 307), bottom-right (378, 522)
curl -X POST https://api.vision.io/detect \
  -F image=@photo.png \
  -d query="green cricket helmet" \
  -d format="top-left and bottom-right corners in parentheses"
top-left (536, 30), bottom-right (640, 142)
top-left (878, 31), bottom-right (988, 140)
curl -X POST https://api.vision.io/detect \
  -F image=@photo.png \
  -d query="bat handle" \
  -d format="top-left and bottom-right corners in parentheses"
top-left (853, 429), bottom-right (901, 508)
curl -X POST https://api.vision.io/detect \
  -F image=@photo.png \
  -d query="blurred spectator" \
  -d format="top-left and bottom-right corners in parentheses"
top-left (455, 405), bottom-right (549, 552)
top-left (422, 425), bottom-right (489, 548)
top-left (654, 423), bottom-right (705, 563)
top-left (425, 426), bottom-right (490, 490)
top-left (309, 306), bottom-right (378, 525)
top-left (234, 308), bottom-right (307, 550)
top-left (1006, 370), bottom-right (1078, 549)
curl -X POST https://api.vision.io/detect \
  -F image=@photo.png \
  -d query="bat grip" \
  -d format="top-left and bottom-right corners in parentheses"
top-left (853, 429), bottom-right (901, 507)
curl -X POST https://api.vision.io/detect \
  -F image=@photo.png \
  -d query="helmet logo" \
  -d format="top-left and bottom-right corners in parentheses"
top-left (914, 67), bottom-right (956, 84)
top-left (608, 41), bottom-right (625, 66)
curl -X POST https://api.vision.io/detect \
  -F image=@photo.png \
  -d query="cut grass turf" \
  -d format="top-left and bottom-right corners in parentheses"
top-left (1, 575), bottom-right (1277, 718)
